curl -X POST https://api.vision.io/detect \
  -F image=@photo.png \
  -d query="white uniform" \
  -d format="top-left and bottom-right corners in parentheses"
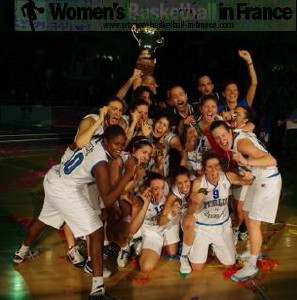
top-left (233, 130), bottom-right (282, 223)
top-left (39, 139), bottom-right (107, 238)
top-left (189, 172), bottom-right (235, 266)
top-left (60, 114), bottom-right (104, 214)
top-left (231, 129), bottom-right (249, 201)
top-left (136, 183), bottom-right (179, 255)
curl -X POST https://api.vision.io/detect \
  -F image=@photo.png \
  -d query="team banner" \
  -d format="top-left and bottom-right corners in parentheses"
top-left (15, 0), bottom-right (296, 32)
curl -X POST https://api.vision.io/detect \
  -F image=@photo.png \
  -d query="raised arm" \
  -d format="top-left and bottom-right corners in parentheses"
top-left (74, 107), bottom-right (107, 148)
top-left (238, 49), bottom-right (258, 106)
top-left (116, 69), bottom-right (143, 101)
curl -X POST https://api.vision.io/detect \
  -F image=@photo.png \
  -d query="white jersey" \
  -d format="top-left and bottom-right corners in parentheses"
top-left (50, 139), bottom-right (108, 187)
top-left (143, 196), bottom-right (167, 230)
top-left (233, 130), bottom-right (279, 179)
top-left (194, 172), bottom-right (231, 225)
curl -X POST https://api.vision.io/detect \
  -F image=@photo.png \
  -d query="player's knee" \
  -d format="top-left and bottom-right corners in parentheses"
top-left (140, 262), bottom-right (155, 273)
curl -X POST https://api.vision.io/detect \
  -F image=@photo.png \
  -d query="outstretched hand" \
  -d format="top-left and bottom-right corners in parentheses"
top-left (238, 49), bottom-right (253, 64)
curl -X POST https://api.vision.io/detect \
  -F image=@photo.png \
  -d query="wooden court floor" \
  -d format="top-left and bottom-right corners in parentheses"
top-left (1, 145), bottom-right (297, 300)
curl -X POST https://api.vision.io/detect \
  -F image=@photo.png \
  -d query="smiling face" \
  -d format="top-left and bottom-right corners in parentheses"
top-left (197, 76), bottom-right (214, 95)
top-left (133, 144), bottom-right (153, 164)
top-left (223, 83), bottom-right (239, 105)
top-left (175, 174), bottom-right (191, 196)
top-left (107, 100), bottom-right (123, 125)
top-left (153, 117), bottom-right (170, 138)
top-left (200, 99), bottom-right (218, 124)
top-left (142, 76), bottom-right (158, 94)
top-left (170, 86), bottom-right (188, 113)
top-left (203, 157), bottom-right (222, 184)
top-left (211, 125), bottom-right (233, 151)
top-left (231, 107), bottom-right (248, 128)
top-left (150, 178), bottom-right (165, 202)
top-left (103, 134), bottom-right (126, 159)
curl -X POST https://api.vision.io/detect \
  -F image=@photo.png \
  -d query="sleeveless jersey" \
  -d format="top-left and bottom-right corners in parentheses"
top-left (50, 139), bottom-right (108, 186)
top-left (232, 130), bottom-right (279, 179)
top-left (194, 172), bottom-right (231, 225)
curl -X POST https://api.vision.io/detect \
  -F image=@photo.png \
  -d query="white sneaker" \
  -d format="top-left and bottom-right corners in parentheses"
top-left (230, 265), bottom-right (258, 282)
top-left (13, 245), bottom-right (39, 264)
top-left (180, 255), bottom-right (192, 274)
top-left (67, 245), bottom-right (85, 267)
top-left (117, 246), bottom-right (130, 268)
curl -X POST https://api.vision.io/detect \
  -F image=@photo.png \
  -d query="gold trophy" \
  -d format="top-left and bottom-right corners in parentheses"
top-left (131, 25), bottom-right (164, 75)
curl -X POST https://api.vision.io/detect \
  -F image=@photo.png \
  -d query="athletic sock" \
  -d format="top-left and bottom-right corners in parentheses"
top-left (181, 243), bottom-right (191, 256)
top-left (91, 276), bottom-right (104, 294)
top-left (249, 254), bottom-right (258, 266)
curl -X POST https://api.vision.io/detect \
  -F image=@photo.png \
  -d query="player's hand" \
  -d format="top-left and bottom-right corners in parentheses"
top-left (140, 187), bottom-right (152, 203)
top-left (238, 49), bottom-right (253, 65)
top-left (98, 106), bottom-right (108, 121)
top-left (131, 110), bottom-right (141, 124)
top-left (141, 119), bottom-right (153, 137)
top-left (239, 170), bottom-right (254, 181)
top-left (131, 68), bottom-right (143, 81)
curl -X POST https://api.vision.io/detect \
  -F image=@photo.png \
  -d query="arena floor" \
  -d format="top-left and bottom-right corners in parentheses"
top-left (1, 141), bottom-right (297, 300)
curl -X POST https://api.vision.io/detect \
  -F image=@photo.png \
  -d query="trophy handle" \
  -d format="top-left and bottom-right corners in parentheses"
top-left (131, 25), bottom-right (141, 47)
top-left (155, 37), bottom-right (164, 50)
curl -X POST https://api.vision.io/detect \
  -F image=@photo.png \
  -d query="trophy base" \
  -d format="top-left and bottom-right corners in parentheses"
top-left (135, 58), bottom-right (155, 76)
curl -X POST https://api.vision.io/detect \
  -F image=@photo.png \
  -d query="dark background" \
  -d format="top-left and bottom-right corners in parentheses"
top-left (1, 1), bottom-right (297, 158)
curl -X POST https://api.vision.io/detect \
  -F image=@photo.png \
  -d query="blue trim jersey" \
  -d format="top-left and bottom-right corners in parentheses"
top-left (194, 172), bottom-right (231, 225)
top-left (232, 130), bottom-right (279, 179)
top-left (51, 139), bottom-right (108, 186)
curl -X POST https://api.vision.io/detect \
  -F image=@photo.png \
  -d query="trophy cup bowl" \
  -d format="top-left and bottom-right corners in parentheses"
top-left (131, 25), bottom-right (164, 75)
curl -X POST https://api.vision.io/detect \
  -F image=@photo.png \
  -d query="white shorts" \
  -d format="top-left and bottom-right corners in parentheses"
top-left (189, 219), bottom-right (235, 266)
top-left (84, 183), bottom-right (102, 215)
top-left (243, 174), bottom-right (282, 223)
top-left (232, 185), bottom-right (249, 201)
top-left (39, 174), bottom-right (103, 238)
top-left (142, 222), bottom-right (180, 256)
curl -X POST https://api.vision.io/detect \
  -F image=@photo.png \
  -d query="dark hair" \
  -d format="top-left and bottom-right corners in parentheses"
top-left (126, 135), bottom-right (153, 152)
top-left (154, 113), bottom-right (173, 129)
top-left (201, 151), bottom-right (222, 169)
top-left (222, 80), bottom-right (239, 92)
top-left (144, 171), bottom-right (164, 187)
top-left (129, 99), bottom-right (149, 112)
top-left (102, 96), bottom-right (125, 108)
top-left (199, 94), bottom-right (218, 107)
top-left (170, 166), bottom-right (190, 184)
top-left (133, 86), bottom-right (153, 100)
top-left (210, 120), bottom-right (231, 133)
top-left (102, 124), bottom-right (126, 141)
